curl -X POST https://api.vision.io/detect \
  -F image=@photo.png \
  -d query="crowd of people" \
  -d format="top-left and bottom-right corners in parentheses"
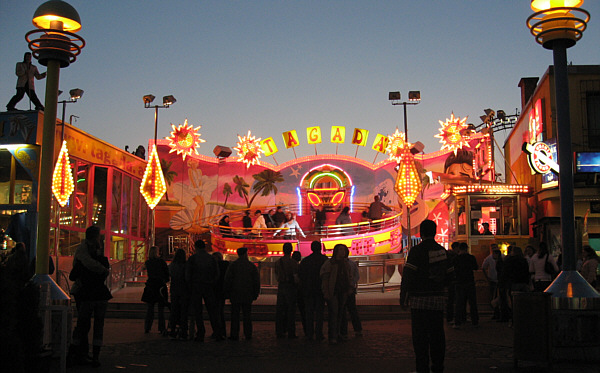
top-left (133, 239), bottom-right (362, 349)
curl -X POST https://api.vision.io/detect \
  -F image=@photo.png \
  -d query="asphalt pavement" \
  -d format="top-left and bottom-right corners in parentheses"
top-left (60, 317), bottom-right (600, 373)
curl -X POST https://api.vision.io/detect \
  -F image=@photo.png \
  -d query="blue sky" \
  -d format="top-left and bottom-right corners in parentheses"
top-left (1, 1), bottom-right (599, 176)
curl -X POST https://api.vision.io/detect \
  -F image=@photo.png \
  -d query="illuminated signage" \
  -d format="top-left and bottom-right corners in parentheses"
top-left (282, 130), bottom-right (300, 149)
top-left (576, 152), bottom-right (600, 173)
top-left (52, 140), bottom-right (75, 207)
top-left (306, 126), bottom-right (322, 145)
top-left (351, 128), bottom-right (369, 146)
top-left (261, 137), bottom-right (278, 156)
top-left (528, 99), bottom-right (544, 143)
top-left (166, 119), bottom-right (205, 161)
top-left (331, 126), bottom-right (345, 143)
top-left (523, 141), bottom-right (559, 175)
top-left (372, 133), bottom-right (389, 154)
top-left (234, 130), bottom-right (263, 168)
top-left (435, 113), bottom-right (470, 154)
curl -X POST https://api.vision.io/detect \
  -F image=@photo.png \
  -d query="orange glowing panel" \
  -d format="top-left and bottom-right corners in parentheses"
top-left (52, 140), bottom-right (75, 207)
top-left (386, 128), bottom-right (408, 162)
top-left (435, 112), bottom-right (471, 154)
top-left (330, 191), bottom-right (345, 206)
top-left (140, 146), bottom-right (167, 209)
top-left (307, 192), bottom-right (322, 207)
top-left (166, 119), bottom-right (206, 160)
top-left (394, 149), bottom-right (421, 208)
top-left (234, 130), bottom-right (263, 168)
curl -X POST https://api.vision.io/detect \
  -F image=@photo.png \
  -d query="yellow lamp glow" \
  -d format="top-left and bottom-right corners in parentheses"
top-left (166, 119), bottom-right (205, 160)
top-left (233, 130), bottom-right (263, 169)
top-left (531, 0), bottom-right (583, 12)
top-left (51, 140), bottom-right (75, 207)
top-left (32, 0), bottom-right (82, 31)
top-left (394, 149), bottom-right (421, 208)
top-left (140, 146), bottom-right (167, 209)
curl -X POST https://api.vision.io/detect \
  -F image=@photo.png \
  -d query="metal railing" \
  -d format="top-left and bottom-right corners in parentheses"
top-left (207, 203), bottom-right (403, 240)
top-left (106, 241), bottom-right (147, 291)
top-left (256, 254), bottom-right (405, 293)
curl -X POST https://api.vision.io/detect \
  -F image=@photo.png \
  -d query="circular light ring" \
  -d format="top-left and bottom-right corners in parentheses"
top-left (527, 7), bottom-right (589, 48)
top-left (25, 29), bottom-right (85, 66)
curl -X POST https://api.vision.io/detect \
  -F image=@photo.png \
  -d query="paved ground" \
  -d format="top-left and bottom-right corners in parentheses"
top-left (60, 317), bottom-right (600, 373)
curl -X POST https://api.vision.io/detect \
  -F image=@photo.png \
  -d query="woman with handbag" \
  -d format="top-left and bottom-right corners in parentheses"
top-left (142, 246), bottom-right (170, 334)
top-left (529, 242), bottom-right (558, 292)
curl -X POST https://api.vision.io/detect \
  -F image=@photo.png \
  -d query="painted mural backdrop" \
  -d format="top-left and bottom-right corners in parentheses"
top-left (154, 130), bottom-right (492, 241)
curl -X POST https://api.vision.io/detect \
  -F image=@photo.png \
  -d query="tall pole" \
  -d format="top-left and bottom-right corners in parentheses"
top-left (150, 106), bottom-right (159, 247)
top-left (36, 59), bottom-right (60, 275)
top-left (552, 40), bottom-right (576, 271)
top-left (403, 102), bottom-right (411, 251)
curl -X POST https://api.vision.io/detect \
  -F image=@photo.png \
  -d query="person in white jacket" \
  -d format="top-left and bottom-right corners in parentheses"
top-left (6, 52), bottom-right (46, 111)
top-left (251, 210), bottom-right (267, 236)
top-left (274, 213), bottom-right (306, 239)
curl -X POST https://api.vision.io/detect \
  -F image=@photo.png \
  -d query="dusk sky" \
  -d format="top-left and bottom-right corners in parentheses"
top-left (1, 1), bottom-right (599, 176)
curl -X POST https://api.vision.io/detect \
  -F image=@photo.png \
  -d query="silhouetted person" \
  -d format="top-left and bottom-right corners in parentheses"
top-left (186, 240), bottom-right (222, 342)
top-left (400, 219), bottom-right (454, 373)
top-left (168, 249), bottom-right (189, 340)
top-left (340, 251), bottom-right (362, 338)
top-left (212, 251), bottom-right (229, 340)
top-left (224, 247), bottom-right (260, 340)
top-left (320, 244), bottom-right (353, 345)
top-left (292, 251), bottom-right (306, 336)
top-left (69, 231), bottom-right (111, 367)
top-left (142, 246), bottom-right (170, 334)
top-left (453, 242), bottom-right (479, 328)
top-left (6, 52), bottom-right (46, 111)
top-left (275, 242), bottom-right (299, 338)
top-left (299, 241), bottom-right (328, 341)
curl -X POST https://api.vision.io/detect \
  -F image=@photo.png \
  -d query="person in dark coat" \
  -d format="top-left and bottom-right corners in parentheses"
top-left (186, 239), bottom-right (222, 342)
top-left (292, 250), bottom-right (307, 336)
top-left (452, 242), bottom-right (479, 328)
top-left (298, 241), bottom-right (328, 341)
top-left (212, 251), bottom-right (229, 339)
top-left (168, 249), bottom-right (189, 340)
top-left (273, 206), bottom-right (286, 228)
top-left (142, 246), bottom-right (170, 334)
top-left (224, 247), bottom-right (260, 340)
top-left (275, 242), bottom-right (299, 338)
top-left (400, 220), bottom-right (454, 373)
top-left (69, 232), bottom-right (112, 367)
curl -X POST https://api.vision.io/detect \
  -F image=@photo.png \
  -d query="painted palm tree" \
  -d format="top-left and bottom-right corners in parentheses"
top-left (233, 175), bottom-right (250, 206)
top-left (246, 169), bottom-right (284, 208)
top-left (160, 159), bottom-right (178, 201)
top-left (222, 182), bottom-right (232, 207)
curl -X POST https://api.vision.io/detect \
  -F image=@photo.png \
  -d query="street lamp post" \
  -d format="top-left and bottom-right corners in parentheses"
top-left (25, 0), bottom-right (84, 284)
top-left (389, 91), bottom-right (421, 250)
top-left (142, 94), bottom-right (176, 247)
top-left (527, 0), bottom-right (599, 301)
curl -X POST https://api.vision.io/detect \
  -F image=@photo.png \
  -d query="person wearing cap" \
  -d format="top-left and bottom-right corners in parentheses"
top-left (224, 247), bottom-right (260, 340)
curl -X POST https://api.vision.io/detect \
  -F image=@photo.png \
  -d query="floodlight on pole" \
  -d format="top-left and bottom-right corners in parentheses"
top-left (389, 90), bottom-right (421, 251)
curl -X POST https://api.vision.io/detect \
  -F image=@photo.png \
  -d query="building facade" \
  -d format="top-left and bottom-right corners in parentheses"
top-left (505, 65), bottom-right (600, 256)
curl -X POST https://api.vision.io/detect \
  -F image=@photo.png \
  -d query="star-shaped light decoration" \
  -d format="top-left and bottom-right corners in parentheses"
top-left (233, 130), bottom-right (263, 168)
top-left (435, 112), bottom-right (471, 154)
top-left (386, 128), bottom-right (409, 162)
top-left (166, 119), bottom-right (206, 160)
top-left (394, 147), bottom-right (421, 208)
top-left (52, 140), bottom-right (75, 207)
top-left (140, 146), bottom-right (167, 209)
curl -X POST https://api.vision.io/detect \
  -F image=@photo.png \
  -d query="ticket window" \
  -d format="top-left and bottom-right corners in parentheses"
top-left (468, 195), bottom-right (519, 236)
